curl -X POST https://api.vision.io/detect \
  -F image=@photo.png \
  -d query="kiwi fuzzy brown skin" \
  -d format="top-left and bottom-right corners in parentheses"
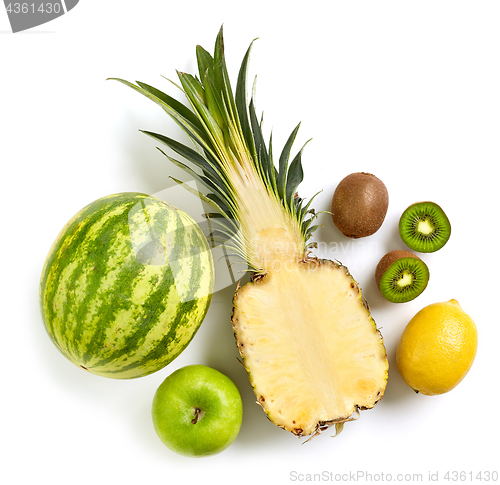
top-left (331, 172), bottom-right (389, 238)
top-left (375, 250), bottom-right (422, 289)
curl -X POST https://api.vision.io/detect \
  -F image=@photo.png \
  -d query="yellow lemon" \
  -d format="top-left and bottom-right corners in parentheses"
top-left (396, 299), bottom-right (477, 396)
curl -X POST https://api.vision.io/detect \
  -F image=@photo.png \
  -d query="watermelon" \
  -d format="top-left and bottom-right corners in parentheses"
top-left (39, 192), bottom-right (214, 379)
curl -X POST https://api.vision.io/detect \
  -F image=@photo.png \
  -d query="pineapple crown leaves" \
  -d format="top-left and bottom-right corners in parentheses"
top-left (109, 26), bottom-right (321, 261)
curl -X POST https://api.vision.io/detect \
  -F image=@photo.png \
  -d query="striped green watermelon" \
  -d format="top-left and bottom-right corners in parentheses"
top-left (40, 192), bottom-right (214, 379)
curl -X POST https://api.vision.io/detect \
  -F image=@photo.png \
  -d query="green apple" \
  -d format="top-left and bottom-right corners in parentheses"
top-left (151, 364), bottom-right (243, 457)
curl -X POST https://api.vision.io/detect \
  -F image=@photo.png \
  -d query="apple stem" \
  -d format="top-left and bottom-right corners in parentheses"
top-left (191, 407), bottom-right (202, 424)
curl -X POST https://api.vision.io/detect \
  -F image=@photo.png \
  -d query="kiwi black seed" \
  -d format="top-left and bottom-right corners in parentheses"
top-left (331, 172), bottom-right (389, 238)
top-left (375, 250), bottom-right (429, 303)
top-left (399, 201), bottom-right (451, 253)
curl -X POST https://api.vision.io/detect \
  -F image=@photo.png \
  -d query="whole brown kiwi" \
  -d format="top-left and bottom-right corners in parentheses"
top-left (331, 172), bottom-right (389, 238)
top-left (375, 250), bottom-right (422, 289)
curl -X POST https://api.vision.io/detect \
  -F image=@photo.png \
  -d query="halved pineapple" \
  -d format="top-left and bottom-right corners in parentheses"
top-left (113, 27), bottom-right (388, 439)
top-left (233, 259), bottom-right (387, 437)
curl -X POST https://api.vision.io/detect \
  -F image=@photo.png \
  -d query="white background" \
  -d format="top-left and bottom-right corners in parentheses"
top-left (1, 1), bottom-right (499, 484)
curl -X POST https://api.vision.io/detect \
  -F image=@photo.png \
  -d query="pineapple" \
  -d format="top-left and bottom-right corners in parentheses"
top-left (112, 27), bottom-right (388, 439)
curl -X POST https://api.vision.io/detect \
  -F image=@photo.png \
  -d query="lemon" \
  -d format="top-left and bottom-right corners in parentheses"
top-left (396, 299), bottom-right (477, 396)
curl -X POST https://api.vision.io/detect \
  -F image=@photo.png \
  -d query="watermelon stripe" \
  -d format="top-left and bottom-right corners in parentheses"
top-left (42, 195), bottom-right (135, 334)
top-left (166, 206), bottom-right (196, 302)
top-left (39, 193), bottom-right (214, 379)
top-left (58, 199), bottom-right (136, 360)
top-left (91, 261), bottom-right (177, 368)
top-left (107, 296), bottom-right (202, 375)
top-left (72, 209), bottom-right (133, 349)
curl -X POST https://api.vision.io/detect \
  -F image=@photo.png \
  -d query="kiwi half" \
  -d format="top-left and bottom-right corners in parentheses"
top-left (375, 250), bottom-right (429, 303)
top-left (399, 201), bottom-right (451, 253)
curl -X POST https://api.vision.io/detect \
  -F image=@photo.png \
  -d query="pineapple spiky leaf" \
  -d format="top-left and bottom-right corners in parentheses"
top-left (143, 130), bottom-right (228, 188)
top-left (235, 42), bottom-right (258, 161)
top-left (135, 80), bottom-right (205, 133)
top-left (285, 141), bottom-right (306, 204)
top-left (277, 122), bottom-right (301, 201)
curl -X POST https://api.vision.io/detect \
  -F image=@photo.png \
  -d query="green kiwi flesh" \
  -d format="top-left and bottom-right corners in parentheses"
top-left (376, 250), bottom-right (429, 303)
top-left (399, 201), bottom-right (451, 253)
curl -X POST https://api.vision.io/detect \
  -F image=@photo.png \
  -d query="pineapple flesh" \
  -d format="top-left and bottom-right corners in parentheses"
top-left (233, 260), bottom-right (387, 437)
top-left (112, 27), bottom-right (388, 439)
